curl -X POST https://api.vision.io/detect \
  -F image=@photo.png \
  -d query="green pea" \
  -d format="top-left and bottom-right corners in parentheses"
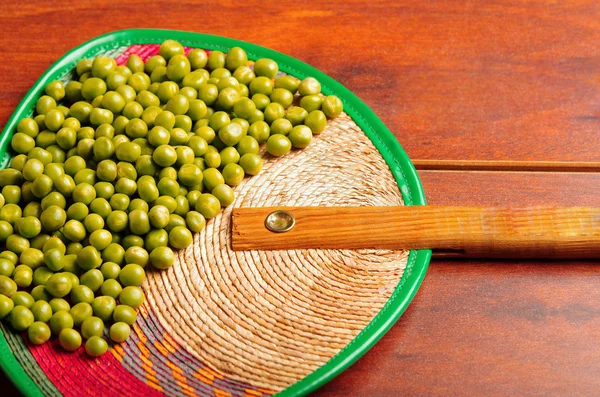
top-left (49, 298), bottom-right (70, 314)
top-left (77, 246), bottom-right (102, 271)
top-left (0, 258), bottom-right (14, 277)
top-left (32, 266), bottom-right (53, 286)
top-left (194, 193), bottom-right (221, 219)
top-left (83, 213), bottom-right (105, 233)
top-left (30, 285), bottom-right (51, 302)
top-left (195, 126), bottom-right (215, 144)
top-left (222, 163), bottom-right (245, 186)
top-left (100, 261), bottom-right (121, 280)
top-left (300, 95), bottom-right (323, 113)
top-left (270, 88), bottom-right (294, 108)
top-left (11, 291), bottom-right (34, 308)
top-left (26, 321), bottom-right (50, 345)
top-left (298, 77), bottom-right (321, 96)
top-left (31, 301), bottom-right (52, 323)
top-left (91, 295), bottom-right (116, 322)
top-left (80, 269), bottom-right (104, 293)
top-left (108, 322), bottom-right (130, 343)
top-left (106, 71), bottom-right (129, 91)
top-left (85, 335), bottom-right (108, 357)
top-left (0, 295), bottom-right (14, 319)
top-left (322, 95), bottom-right (344, 118)
top-left (218, 123), bottom-right (244, 147)
top-left (106, 210), bottom-right (128, 233)
top-left (0, 221), bottom-right (13, 242)
top-left (166, 54), bottom-right (191, 81)
top-left (249, 76), bottom-right (274, 96)
top-left (128, 72), bottom-right (151, 93)
top-left (289, 125), bottom-right (313, 149)
top-left (270, 118), bottom-right (293, 136)
top-left (69, 302), bottom-right (93, 327)
top-left (239, 153), bottom-right (263, 176)
top-left (100, 279), bottom-right (122, 300)
top-left (124, 246), bottom-right (150, 268)
top-left (45, 273), bottom-right (72, 298)
top-left (9, 306), bottom-right (34, 331)
top-left (113, 305), bottom-right (137, 325)
top-left (71, 285), bottom-right (95, 305)
top-left (63, 219), bottom-right (86, 242)
top-left (0, 275), bottom-right (17, 296)
top-left (149, 246), bottom-right (175, 270)
top-left (285, 106), bottom-right (308, 126)
top-left (49, 310), bottom-right (73, 335)
top-left (59, 328), bottom-right (82, 351)
top-left (248, 121), bottom-right (270, 143)
top-left (197, 84), bottom-right (218, 106)
top-left (65, 81), bottom-right (84, 102)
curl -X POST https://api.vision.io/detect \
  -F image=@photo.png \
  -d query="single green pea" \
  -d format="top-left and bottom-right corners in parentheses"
top-left (100, 279), bottom-right (122, 300)
top-left (106, 71), bottom-right (129, 91)
top-left (31, 285), bottom-right (51, 302)
top-left (32, 266), bottom-right (54, 286)
top-left (166, 214), bottom-right (186, 232)
top-left (117, 161), bottom-right (137, 180)
top-left (124, 246), bottom-right (150, 268)
top-left (15, 216), bottom-right (41, 239)
top-left (289, 125), bottom-right (313, 149)
top-left (207, 50), bottom-right (226, 70)
top-left (197, 84), bottom-right (219, 106)
top-left (212, 184), bottom-right (235, 207)
top-left (83, 213), bottom-right (104, 233)
top-left (239, 153), bottom-right (263, 176)
top-left (248, 121), bottom-right (270, 143)
top-left (127, 209), bottom-right (150, 236)
top-left (0, 221), bottom-right (13, 242)
top-left (270, 118), bottom-right (293, 136)
top-left (7, 235), bottom-right (30, 258)
top-left (1, 204), bottom-right (23, 226)
top-left (91, 295), bottom-right (116, 322)
top-left (195, 126), bottom-right (216, 145)
top-left (285, 106), bottom-right (308, 126)
top-left (106, 210), bottom-right (128, 233)
top-left (36, 95), bottom-right (57, 115)
top-left (109, 322), bottom-right (131, 343)
top-left (116, 85), bottom-right (137, 104)
top-left (222, 163), bottom-right (245, 186)
top-left (40, 205), bottom-right (67, 232)
top-left (11, 291), bottom-right (34, 308)
top-left (322, 95), bottom-right (344, 118)
top-left (91, 56), bottom-right (116, 79)
top-left (0, 295), bottom-right (14, 319)
top-left (27, 321), bottom-right (51, 345)
top-left (0, 275), bottom-right (17, 298)
top-left (62, 219), bottom-right (86, 242)
top-left (126, 54), bottom-right (144, 74)
top-left (128, 198), bottom-right (149, 213)
top-left (71, 285), bottom-right (95, 305)
top-left (70, 302), bottom-right (93, 327)
top-left (264, 103), bottom-right (286, 124)
top-left (218, 123), bottom-right (244, 147)
top-left (100, 261), bottom-right (121, 280)
top-left (158, 40), bottom-right (184, 60)
top-left (249, 76), bottom-right (274, 96)
top-left (85, 335), bottom-right (108, 357)
top-left (166, 54), bottom-right (191, 81)
top-left (149, 246), bottom-right (175, 270)
top-left (122, 102), bottom-right (143, 120)
top-left (128, 72), bottom-right (151, 93)
top-left (44, 80), bottom-right (65, 102)
top-left (93, 182), bottom-right (115, 201)
top-left (101, 241), bottom-right (124, 266)
top-left (167, 225), bottom-right (192, 248)
top-left (102, 91), bottom-right (126, 114)
top-left (41, 191), bottom-right (66, 210)
top-left (49, 310), bottom-right (73, 335)
top-left (77, 246), bottom-right (103, 271)
top-left (59, 328), bottom-right (82, 351)
top-left (19, 247), bottom-right (44, 270)
top-left (144, 229), bottom-right (168, 252)
top-left (12, 132), bottom-right (36, 154)
top-left (31, 300), bottom-right (53, 322)
top-left (113, 305), bottom-right (137, 325)
top-left (9, 306), bottom-right (34, 331)
top-left (270, 88), bottom-right (294, 108)
top-left (80, 316), bottom-right (104, 340)
top-left (266, 134), bottom-right (292, 156)
top-left (43, 248), bottom-right (63, 272)
top-left (80, 269), bottom-right (104, 293)
top-left (0, 258), bottom-right (14, 277)
top-left (194, 193), bottom-right (221, 219)
top-left (81, 77), bottom-right (107, 101)
top-left (45, 273), bottom-right (72, 298)
top-left (49, 298), bottom-right (70, 314)
top-left (300, 95), bottom-right (323, 113)
top-left (65, 81), bottom-right (84, 102)
top-left (298, 77), bottom-right (321, 96)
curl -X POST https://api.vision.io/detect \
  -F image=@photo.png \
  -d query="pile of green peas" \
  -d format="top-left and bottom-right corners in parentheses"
top-left (0, 40), bottom-right (343, 357)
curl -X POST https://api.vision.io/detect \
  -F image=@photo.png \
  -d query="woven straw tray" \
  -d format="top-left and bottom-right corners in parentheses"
top-left (0, 29), bottom-right (430, 397)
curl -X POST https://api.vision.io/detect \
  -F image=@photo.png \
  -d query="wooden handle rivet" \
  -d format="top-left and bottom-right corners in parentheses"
top-left (264, 210), bottom-right (295, 233)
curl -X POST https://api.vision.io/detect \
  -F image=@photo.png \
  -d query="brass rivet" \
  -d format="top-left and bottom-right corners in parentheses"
top-left (265, 210), bottom-right (295, 233)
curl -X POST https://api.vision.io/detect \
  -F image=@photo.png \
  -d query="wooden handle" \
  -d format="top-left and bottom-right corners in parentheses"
top-left (231, 206), bottom-right (600, 258)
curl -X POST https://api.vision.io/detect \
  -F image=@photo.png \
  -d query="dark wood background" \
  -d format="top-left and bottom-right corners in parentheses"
top-left (2, 0), bottom-right (600, 395)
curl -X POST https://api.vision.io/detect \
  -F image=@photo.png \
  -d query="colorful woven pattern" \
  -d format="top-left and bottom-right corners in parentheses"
top-left (1, 42), bottom-right (409, 396)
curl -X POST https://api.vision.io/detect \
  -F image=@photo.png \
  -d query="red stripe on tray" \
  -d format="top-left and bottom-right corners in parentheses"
top-left (28, 338), bottom-right (164, 397)
top-left (115, 44), bottom-right (200, 65)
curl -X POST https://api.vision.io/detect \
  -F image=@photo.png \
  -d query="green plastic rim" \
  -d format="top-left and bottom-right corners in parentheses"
top-left (0, 29), bottom-right (431, 397)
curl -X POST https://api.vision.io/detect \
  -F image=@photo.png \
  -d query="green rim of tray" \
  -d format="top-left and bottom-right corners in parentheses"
top-left (0, 28), bottom-right (431, 397)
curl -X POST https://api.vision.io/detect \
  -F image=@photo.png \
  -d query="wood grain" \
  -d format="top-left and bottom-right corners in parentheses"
top-left (233, 205), bottom-right (600, 258)
top-left (2, 1), bottom-right (600, 162)
top-left (1, 1), bottom-right (599, 396)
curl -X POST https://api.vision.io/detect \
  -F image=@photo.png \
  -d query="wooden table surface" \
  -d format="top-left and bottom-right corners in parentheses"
top-left (2, 0), bottom-right (600, 396)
